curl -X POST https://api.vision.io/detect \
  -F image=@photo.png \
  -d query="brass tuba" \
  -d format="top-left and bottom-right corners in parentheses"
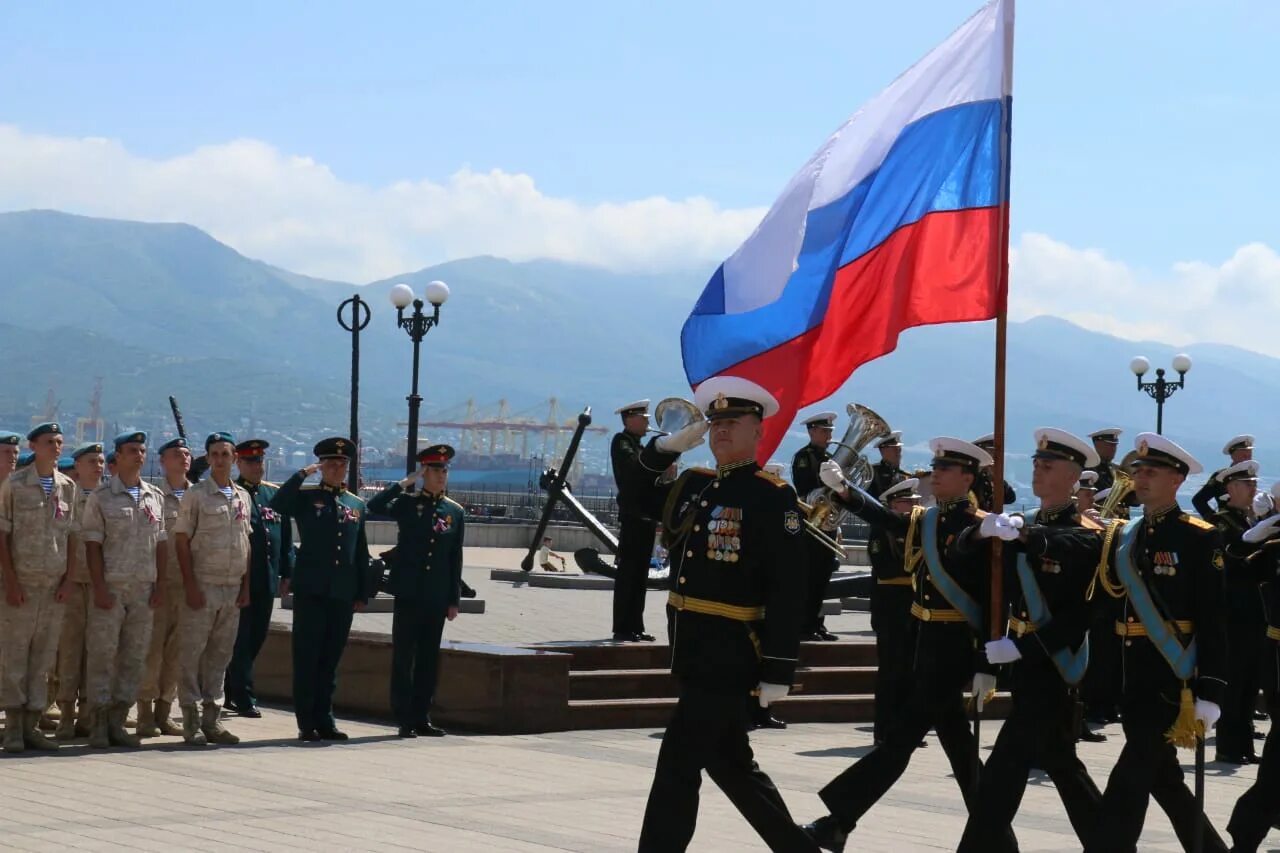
top-left (1098, 451), bottom-right (1138, 519)
top-left (650, 397), bottom-right (704, 436)
top-left (799, 403), bottom-right (893, 554)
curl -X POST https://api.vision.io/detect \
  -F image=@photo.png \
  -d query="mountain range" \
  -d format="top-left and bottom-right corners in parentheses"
top-left (0, 208), bottom-right (1271, 490)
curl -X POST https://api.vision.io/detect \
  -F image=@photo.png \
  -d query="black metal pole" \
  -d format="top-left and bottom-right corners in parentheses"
top-left (406, 319), bottom-right (423, 476)
top-left (337, 294), bottom-right (370, 492)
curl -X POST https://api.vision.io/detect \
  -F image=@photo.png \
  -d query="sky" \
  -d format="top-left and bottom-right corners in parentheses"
top-left (2, 0), bottom-right (1279, 351)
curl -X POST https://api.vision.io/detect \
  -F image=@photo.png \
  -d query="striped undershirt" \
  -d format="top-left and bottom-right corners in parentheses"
top-left (218, 484), bottom-right (234, 500)
top-left (38, 475), bottom-right (53, 496)
top-left (125, 485), bottom-right (141, 503)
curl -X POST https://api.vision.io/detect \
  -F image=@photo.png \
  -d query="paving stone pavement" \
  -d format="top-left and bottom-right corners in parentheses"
top-left (0, 705), bottom-right (1271, 851)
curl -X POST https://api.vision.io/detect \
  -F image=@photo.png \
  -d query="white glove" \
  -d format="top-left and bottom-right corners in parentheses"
top-left (978, 513), bottom-right (1003, 539)
top-left (655, 419), bottom-right (709, 453)
top-left (972, 672), bottom-right (997, 711)
top-left (1254, 492), bottom-right (1274, 518)
top-left (993, 515), bottom-right (1022, 542)
top-left (1194, 698), bottom-right (1221, 731)
top-left (985, 637), bottom-right (1022, 665)
top-left (1244, 515), bottom-right (1280, 543)
top-left (756, 682), bottom-right (789, 708)
top-left (819, 460), bottom-right (846, 492)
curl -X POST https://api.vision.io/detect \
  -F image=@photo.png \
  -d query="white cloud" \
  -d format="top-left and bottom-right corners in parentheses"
top-left (0, 125), bottom-right (765, 282)
top-left (1010, 232), bottom-right (1280, 355)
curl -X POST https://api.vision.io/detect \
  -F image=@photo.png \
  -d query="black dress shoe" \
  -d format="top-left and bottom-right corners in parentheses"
top-left (1255, 709), bottom-right (1269, 722)
top-left (460, 580), bottom-right (477, 599)
top-left (397, 726), bottom-right (418, 738)
top-left (612, 632), bottom-right (635, 642)
top-left (816, 629), bottom-right (839, 641)
top-left (801, 815), bottom-right (849, 852)
top-left (1254, 730), bottom-right (1266, 740)
top-left (635, 632), bottom-right (656, 642)
top-left (238, 703), bottom-right (262, 719)
top-left (297, 729), bottom-right (322, 742)
top-left (415, 722), bottom-right (446, 737)
top-left (1216, 752), bottom-right (1258, 765)
top-left (1078, 728), bottom-right (1108, 743)
top-left (752, 712), bottom-right (787, 730)
top-left (316, 727), bottom-right (349, 741)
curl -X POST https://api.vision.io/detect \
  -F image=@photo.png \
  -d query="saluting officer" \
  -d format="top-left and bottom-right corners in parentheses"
top-left (794, 411), bottom-right (839, 641)
top-left (224, 439), bottom-right (293, 719)
top-left (173, 432), bottom-right (253, 746)
top-left (627, 376), bottom-right (817, 852)
top-left (869, 432), bottom-right (906, 498)
top-left (137, 436), bottom-right (192, 738)
top-left (956, 428), bottom-right (1105, 852)
top-left (1085, 432), bottom-right (1228, 853)
top-left (1075, 470), bottom-right (1099, 513)
top-left (1193, 434), bottom-right (1254, 519)
top-left (804, 438), bottom-right (1002, 852)
top-left (1210, 459), bottom-right (1263, 765)
top-left (610, 399), bottom-right (658, 642)
top-left (0, 422), bottom-right (76, 753)
top-left (1086, 428), bottom-right (1124, 493)
top-left (54, 441), bottom-right (105, 740)
top-left (972, 433), bottom-right (1017, 508)
top-left (368, 444), bottom-right (465, 739)
top-left (270, 437), bottom-right (370, 742)
top-left (1227, 513), bottom-right (1280, 851)
top-left (867, 477), bottom-right (920, 744)
top-left (81, 431), bottom-right (166, 749)
top-left (0, 431), bottom-right (20, 484)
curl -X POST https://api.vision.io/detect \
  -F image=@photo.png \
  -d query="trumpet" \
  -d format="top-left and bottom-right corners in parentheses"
top-left (796, 497), bottom-right (849, 558)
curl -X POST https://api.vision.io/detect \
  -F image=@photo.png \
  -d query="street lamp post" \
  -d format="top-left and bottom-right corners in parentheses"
top-left (1130, 353), bottom-right (1193, 435)
top-left (337, 293), bottom-right (371, 493)
top-left (389, 281), bottom-right (450, 476)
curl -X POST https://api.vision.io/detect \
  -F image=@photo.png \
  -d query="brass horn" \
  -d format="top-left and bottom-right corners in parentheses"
top-left (1098, 450), bottom-right (1138, 519)
top-left (803, 403), bottom-right (893, 537)
top-left (651, 397), bottom-right (704, 436)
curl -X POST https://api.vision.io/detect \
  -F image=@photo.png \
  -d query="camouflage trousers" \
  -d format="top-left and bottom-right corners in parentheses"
top-left (55, 582), bottom-right (90, 703)
top-left (139, 580), bottom-right (183, 703)
top-left (86, 581), bottom-right (155, 708)
top-left (0, 577), bottom-right (64, 710)
top-left (178, 582), bottom-right (241, 707)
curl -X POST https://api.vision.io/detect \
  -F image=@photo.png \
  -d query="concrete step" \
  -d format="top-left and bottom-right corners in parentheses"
top-left (567, 692), bottom-right (1012, 729)
top-left (281, 594), bottom-right (485, 614)
top-left (525, 640), bottom-right (879, 671)
top-left (569, 665), bottom-right (879, 701)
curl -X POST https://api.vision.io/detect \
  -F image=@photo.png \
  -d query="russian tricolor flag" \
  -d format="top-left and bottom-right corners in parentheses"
top-left (681, 0), bottom-right (1014, 459)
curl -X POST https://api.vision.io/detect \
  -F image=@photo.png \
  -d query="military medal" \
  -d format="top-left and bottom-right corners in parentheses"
top-left (708, 506), bottom-right (743, 563)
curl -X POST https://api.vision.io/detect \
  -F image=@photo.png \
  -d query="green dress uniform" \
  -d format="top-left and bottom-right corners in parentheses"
top-left (224, 475), bottom-right (293, 715)
top-left (793, 441), bottom-right (839, 639)
top-left (269, 456), bottom-right (369, 738)
top-left (367, 482), bottom-right (464, 731)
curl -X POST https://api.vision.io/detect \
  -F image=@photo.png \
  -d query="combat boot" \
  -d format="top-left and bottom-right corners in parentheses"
top-left (181, 705), bottom-right (207, 746)
top-left (23, 710), bottom-right (59, 751)
top-left (154, 700), bottom-right (183, 736)
top-left (135, 700), bottom-right (158, 738)
top-left (106, 703), bottom-right (141, 748)
top-left (3, 708), bottom-right (25, 753)
top-left (88, 707), bottom-right (111, 749)
top-left (202, 703), bottom-right (240, 745)
top-left (54, 701), bottom-right (77, 740)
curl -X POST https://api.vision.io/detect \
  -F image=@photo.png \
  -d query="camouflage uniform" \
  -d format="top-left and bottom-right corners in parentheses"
top-left (137, 479), bottom-right (186, 734)
top-left (0, 464), bottom-right (76, 750)
top-left (174, 476), bottom-right (251, 744)
top-left (54, 485), bottom-right (94, 736)
top-left (80, 476), bottom-right (165, 747)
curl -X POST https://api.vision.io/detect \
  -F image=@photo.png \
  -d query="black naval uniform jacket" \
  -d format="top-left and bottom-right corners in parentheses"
top-left (958, 503), bottom-right (1101, 672)
top-left (1247, 538), bottom-right (1280, 689)
top-left (868, 514), bottom-right (914, 584)
top-left (270, 473), bottom-right (371, 604)
top-left (974, 469), bottom-right (1016, 510)
top-left (611, 431), bottom-right (652, 521)
top-left (869, 460), bottom-right (906, 503)
top-left (1216, 505), bottom-right (1263, 597)
top-left (1192, 472), bottom-right (1230, 520)
top-left (635, 442), bottom-right (806, 693)
top-left (367, 485), bottom-right (465, 607)
top-left (236, 477), bottom-right (294, 597)
top-left (1097, 505), bottom-right (1227, 705)
top-left (791, 443), bottom-right (828, 497)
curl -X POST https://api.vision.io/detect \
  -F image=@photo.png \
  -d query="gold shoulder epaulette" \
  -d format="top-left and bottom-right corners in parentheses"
top-left (755, 469), bottom-right (788, 488)
top-left (1181, 513), bottom-right (1215, 531)
top-left (689, 467), bottom-right (715, 477)
top-left (300, 484), bottom-right (320, 491)
top-left (261, 480), bottom-right (280, 489)
top-left (1079, 514), bottom-right (1105, 532)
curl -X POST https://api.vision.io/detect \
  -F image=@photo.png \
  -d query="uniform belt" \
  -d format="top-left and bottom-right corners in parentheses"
top-left (1008, 616), bottom-right (1038, 637)
top-left (667, 592), bottom-right (764, 622)
top-left (910, 602), bottom-right (968, 623)
top-left (1268, 626), bottom-right (1280, 642)
top-left (1113, 619), bottom-right (1194, 638)
top-left (876, 577), bottom-right (912, 586)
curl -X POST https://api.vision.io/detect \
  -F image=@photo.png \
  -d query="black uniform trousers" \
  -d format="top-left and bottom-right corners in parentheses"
top-left (224, 578), bottom-right (274, 708)
top-left (1228, 691), bottom-right (1280, 852)
top-left (638, 683), bottom-right (819, 852)
top-left (819, 622), bottom-right (985, 830)
top-left (801, 538), bottom-right (840, 635)
top-left (869, 584), bottom-right (914, 742)
top-left (1219, 586), bottom-right (1264, 758)
top-left (612, 515), bottom-right (656, 635)
top-left (1082, 599), bottom-right (1123, 720)
top-left (957, 660), bottom-right (1101, 852)
top-left (291, 593), bottom-right (355, 733)
top-left (390, 599), bottom-right (447, 727)
top-left (1085, 687), bottom-right (1228, 852)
